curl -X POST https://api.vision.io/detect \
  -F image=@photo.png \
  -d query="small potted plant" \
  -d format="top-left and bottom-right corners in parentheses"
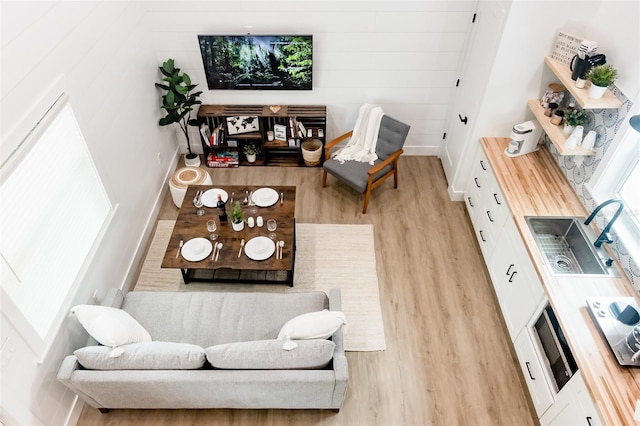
top-left (243, 143), bottom-right (260, 164)
top-left (585, 64), bottom-right (618, 99)
top-left (230, 201), bottom-right (245, 231)
top-left (564, 109), bottom-right (588, 134)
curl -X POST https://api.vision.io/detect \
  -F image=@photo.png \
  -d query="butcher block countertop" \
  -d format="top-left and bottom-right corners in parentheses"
top-left (481, 137), bottom-right (640, 425)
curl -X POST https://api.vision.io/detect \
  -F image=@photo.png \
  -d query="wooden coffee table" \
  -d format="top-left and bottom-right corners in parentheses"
top-left (161, 185), bottom-right (296, 286)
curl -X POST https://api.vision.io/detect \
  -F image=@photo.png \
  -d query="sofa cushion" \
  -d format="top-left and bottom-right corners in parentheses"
top-left (121, 291), bottom-right (329, 347)
top-left (278, 310), bottom-right (347, 349)
top-left (70, 305), bottom-right (151, 348)
top-left (74, 342), bottom-right (206, 370)
top-left (205, 339), bottom-right (335, 370)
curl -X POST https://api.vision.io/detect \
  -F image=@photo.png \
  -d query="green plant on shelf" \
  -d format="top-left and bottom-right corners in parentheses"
top-left (586, 64), bottom-right (618, 88)
top-left (242, 142), bottom-right (261, 156)
top-left (565, 109), bottom-right (588, 127)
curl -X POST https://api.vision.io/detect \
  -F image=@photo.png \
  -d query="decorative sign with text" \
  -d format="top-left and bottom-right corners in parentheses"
top-left (550, 32), bottom-right (585, 65)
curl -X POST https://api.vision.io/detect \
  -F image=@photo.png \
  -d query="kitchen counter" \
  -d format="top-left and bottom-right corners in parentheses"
top-left (481, 137), bottom-right (640, 425)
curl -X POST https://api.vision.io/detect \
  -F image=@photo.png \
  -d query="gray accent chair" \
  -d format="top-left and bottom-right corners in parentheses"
top-left (57, 288), bottom-right (347, 412)
top-left (322, 115), bottom-right (410, 213)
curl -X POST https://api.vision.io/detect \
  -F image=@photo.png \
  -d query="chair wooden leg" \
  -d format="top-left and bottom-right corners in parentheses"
top-left (363, 187), bottom-right (372, 214)
top-left (393, 168), bottom-right (399, 188)
top-left (322, 170), bottom-right (328, 187)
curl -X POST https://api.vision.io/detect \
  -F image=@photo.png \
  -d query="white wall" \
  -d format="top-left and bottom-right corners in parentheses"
top-left (445, 0), bottom-right (640, 196)
top-left (147, 0), bottom-right (477, 155)
top-left (0, 2), bottom-right (172, 425)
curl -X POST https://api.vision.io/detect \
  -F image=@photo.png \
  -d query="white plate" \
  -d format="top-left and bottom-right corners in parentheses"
top-left (181, 238), bottom-right (213, 262)
top-left (201, 188), bottom-right (229, 207)
top-left (251, 187), bottom-right (279, 207)
top-left (244, 236), bottom-right (276, 261)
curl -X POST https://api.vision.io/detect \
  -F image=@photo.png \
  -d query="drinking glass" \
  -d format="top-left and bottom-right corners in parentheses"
top-left (266, 219), bottom-right (277, 240)
top-left (206, 220), bottom-right (218, 241)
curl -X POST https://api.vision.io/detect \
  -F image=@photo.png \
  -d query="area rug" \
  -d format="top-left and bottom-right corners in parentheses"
top-left (134, 220), bottom-right (386, 351)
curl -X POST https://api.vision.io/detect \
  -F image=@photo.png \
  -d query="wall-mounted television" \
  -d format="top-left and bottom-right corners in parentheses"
top-left (198, 35), bottom-right (313, 90)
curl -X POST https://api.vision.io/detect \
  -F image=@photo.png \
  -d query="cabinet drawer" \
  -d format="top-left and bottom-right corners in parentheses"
top-left (514, 330), bottom-right (555, 416)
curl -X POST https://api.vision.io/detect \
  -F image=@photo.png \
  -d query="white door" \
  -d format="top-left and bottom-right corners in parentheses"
top-left (440, 1), bottom-right (511, 198)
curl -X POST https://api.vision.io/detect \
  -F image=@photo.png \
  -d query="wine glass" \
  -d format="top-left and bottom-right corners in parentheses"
top-left (266, 219), bottom-right (277, 240)
top-left (206, 220), bottom-right (218, 241)
top-left (194, 191), bottom-right (205, 216)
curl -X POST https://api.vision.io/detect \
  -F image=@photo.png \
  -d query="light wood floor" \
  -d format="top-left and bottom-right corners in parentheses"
top-left (77, 156), bottom-right (536, 426)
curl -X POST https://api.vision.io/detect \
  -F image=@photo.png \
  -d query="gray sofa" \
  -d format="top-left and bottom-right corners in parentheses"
top-left (57, 288), bottom-right (347, 412)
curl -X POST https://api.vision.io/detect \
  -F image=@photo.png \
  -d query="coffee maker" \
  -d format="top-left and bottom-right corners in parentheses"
top-left (505, 120), bottom-right (543, 157)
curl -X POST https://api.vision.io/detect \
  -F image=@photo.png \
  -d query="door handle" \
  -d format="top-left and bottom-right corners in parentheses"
top-left (467, 196), bottom-right (474, 207)
top-left (474, 177), bottom-right (480, 188)
top-left (586, 416), bottom-right (593, 426)
top-left (479, 230), bottom-right (486, 242)
top-left (493, 193), bottom-right (501, 205)
top-left (479, 160), bottom-right (487, 171)
top-left (458, 114), bottom-right (468, 125)
top-left (508, 271), bottom-right (517, 282)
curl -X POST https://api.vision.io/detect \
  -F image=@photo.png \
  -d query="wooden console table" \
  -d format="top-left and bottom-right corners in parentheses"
top-left (197, 105), bottom-right (326, 167)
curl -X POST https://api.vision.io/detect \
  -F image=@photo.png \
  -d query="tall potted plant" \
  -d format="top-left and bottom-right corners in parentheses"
top-left (155, 59), bottom-right (203, 166)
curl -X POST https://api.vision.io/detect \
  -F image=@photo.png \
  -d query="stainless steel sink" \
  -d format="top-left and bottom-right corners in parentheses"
top-left (525, 216), bottom-right (619, 277)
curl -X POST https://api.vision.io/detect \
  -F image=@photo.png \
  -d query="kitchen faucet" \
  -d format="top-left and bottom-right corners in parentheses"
top-left (584, 198), bottom-right (625, 248)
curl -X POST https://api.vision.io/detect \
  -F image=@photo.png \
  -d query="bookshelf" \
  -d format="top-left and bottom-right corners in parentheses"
top-left (197, 105), bottom-right (327, 167)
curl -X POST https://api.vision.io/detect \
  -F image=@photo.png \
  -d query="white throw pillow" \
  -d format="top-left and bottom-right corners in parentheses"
top-left (277, 309), bottom-right (347, 350)
top-left (70, 305), bottom-right (152, 350)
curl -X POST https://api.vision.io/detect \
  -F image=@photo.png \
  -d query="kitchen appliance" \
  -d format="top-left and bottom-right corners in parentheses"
top-left (586, 296), bottom-right (640, 367)
top-left (531, 303), bottom-right (579, 393)
top-left (504, 120), bottom-right (543, 157)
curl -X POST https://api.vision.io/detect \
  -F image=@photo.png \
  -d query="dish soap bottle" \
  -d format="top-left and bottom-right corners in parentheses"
top-left (217, 194), bottom-right (227, 222)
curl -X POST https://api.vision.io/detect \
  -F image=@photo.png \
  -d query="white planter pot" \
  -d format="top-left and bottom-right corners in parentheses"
top-left (246, 153), bottom-right (256, 163)
top-left (184, 154), bottom-right (200, 167)
top-left (232, 220), bottom-right (244, 231)
top-left (588, 84), bottom-right (607, 99)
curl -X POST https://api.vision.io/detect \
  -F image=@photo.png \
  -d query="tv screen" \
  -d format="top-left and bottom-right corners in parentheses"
top-left (198, 35), bottom-right (313, 90)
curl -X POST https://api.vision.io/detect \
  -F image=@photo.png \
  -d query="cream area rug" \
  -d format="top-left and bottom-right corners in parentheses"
top-left (135, 220), bottom-right (386, 351)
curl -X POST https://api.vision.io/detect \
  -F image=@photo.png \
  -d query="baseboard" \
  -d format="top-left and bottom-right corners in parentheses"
top-left (63, 396), bottom-right (84, 426)
top-left (402, 145), bottom-right (440, 156)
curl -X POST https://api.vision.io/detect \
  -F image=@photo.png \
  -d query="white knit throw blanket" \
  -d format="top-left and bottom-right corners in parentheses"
top-left (332, 104), bottom-right (384, 165)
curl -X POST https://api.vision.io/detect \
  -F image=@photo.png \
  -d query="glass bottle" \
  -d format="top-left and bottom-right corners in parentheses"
top-left (217, 194), bottom-right (227, 222)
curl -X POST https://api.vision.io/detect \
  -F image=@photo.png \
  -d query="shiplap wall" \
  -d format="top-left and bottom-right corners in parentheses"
top-left (147, 1), bottom-right (477, 155)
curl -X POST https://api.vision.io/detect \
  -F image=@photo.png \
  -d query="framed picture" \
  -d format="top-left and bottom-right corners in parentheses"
top-left (226, 116), bottom-right (260, 135)
top-left (273, 124), bottom-right (287, 141)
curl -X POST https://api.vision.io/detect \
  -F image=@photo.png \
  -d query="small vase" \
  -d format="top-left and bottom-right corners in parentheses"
top-left (589, 84), bottom-right (607, 99)
top-left (246, 153), bottom-right (256, 163)
top-left (563, 124), bottom-right (575, 135)
top-left (232, 220), bottom-right (245, 231)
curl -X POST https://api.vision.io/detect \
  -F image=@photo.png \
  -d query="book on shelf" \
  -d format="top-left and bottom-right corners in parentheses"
top-left (206, 150), bottom-right (239, 168)
top-left (200, 123), bottom-right (212, 147)
top-left (297, 120), bottom-right (306, 138)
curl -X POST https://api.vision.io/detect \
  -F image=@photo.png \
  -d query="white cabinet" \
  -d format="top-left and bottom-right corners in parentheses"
top-left (540, 371), bottom-right (603, 426)
top-left (464, 146), bottom-right (509, 259)
top-left (489, 218), bottom-right (545, 341)
top-left (514, 327), bottom-right (555, 416)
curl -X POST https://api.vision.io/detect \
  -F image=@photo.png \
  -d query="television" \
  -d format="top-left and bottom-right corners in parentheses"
top-left (198, 35), bottom-right (313, 90)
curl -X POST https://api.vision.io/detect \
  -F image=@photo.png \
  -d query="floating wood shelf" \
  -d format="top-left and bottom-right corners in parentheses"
top-left (527, 99), bottom-right (595, 156)
top-left (544, 57), bottom-right (622, 110)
